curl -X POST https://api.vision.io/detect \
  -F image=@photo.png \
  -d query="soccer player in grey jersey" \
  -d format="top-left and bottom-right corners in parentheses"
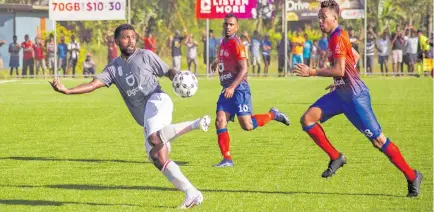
top-left (49, 24), bottom-right (209, 209)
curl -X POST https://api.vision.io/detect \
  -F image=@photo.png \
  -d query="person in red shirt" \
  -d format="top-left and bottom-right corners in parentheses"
top-left (21, 34), bottom-right (34, 77)
top-left (104, 33), bottom-right (118, 63)
top-left (210, 14), bottom-right (290, 167)
top-left (33, 36), bottom-right (46, 78)
top-left (294, 0), bottom-right (422, 197)
top-left (142, 30), bottom-right (156, 53)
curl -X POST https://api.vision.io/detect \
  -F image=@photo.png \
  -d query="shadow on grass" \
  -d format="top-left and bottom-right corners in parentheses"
top-left (1, 184), bottom-right (405, 198)
top-left (0, 199), bottom-right (140, 207)
top-left (0, 156), bottom-right (189, 166)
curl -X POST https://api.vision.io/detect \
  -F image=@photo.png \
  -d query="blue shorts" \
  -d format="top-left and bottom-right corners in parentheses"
top-left (311, 91), bottom-right (382, 140)
top-left (292, 54), bottom-right (303, 68)
top-left (216, 88), bottom-right (252, 121)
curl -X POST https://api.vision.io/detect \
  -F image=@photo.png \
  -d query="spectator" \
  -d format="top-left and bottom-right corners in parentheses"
top-left (142, 30), bottom-right (156, 53)
top-left (185, 34), bottom-right (199, 74)
top-left (366, 32), bottom-right (376, 75)
top-left (67, 34), bottom-right (80, 77)
top-left (311, 40), bottom-right (319, 69)
top-left (57, 36), bottom-right (68, 76)
top-left (104, 33), bottom-right (118, 63)
top-left (277, 32), bottom-right (290, 76)
top-left (46, 34), bottom-right (56, 76)
top-left (376, 31), bottom-right (390, 75)
top-left (202, 29), bottom-right (219, 76)
top-left (169, 30), bottom-right (186, 71)
top-left (8, 35), bottom-right (20, 76)
top-left (318, 33), bottom-right (328, 68)
top-left (33, 36), bottom-right (46, 78)
top-left (261, 33), bottom-right (272, 76)
top-left (291, 27), bottom-right (305, 68)
top-left (391, 26), bottom-right (405, 76)
top-left (240, 31), bottom-right (251, 66)
top-left (0, 40), bottom-right (4, 69)
top-left (417, 30), bottom-right (430, 75)
top-left (21, 34), bottom-right (34, 77)
top-left (250, 31), bottom-right (262, 75)
top-left (83, 53), bottom-right (96, 78)
top-left (348, 27), bottom-right (362, 71)
top-left (303, 33), bottom-right (313, 66)
top-left (405, 29), bottom-right (419, 75)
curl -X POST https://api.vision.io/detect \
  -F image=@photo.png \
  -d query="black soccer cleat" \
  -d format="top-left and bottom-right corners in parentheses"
top-left (407, 170), bottom-right (423, 197)
top-left (321, 153), bottom-right (347, 178)
top-left (269, 107), bottom-right (290, 126)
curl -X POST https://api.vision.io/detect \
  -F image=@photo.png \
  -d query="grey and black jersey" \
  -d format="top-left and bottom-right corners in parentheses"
top-left (96, 49), bottom-right (170, 126)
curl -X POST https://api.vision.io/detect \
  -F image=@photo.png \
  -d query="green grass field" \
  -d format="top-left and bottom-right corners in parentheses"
top-left (0, 77), bottom-right (432, 211)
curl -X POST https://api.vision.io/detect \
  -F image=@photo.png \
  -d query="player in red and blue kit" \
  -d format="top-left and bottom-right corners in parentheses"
top-left (211, 14), bottom-right (290, 167)
top-left (294, 0), bottom-right (422, 197)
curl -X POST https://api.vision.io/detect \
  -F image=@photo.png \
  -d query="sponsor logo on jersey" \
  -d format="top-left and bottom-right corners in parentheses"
top-left (220, 73), bottom-right (233, 81)
top-left (127, 84), bottom-right (144, 97)
top-left (334, 78), bottom-right (345, 86)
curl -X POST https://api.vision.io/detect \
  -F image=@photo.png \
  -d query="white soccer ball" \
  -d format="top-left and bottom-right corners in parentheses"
top-left (172, 71), bottom-right (198, 98)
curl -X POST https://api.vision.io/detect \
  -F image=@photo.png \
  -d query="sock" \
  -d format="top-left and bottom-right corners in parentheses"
top-left (161, 159), bottom-right (196, 195)
top-left (303, 123), bottom-right (340, 160)
top-left (381, 139), bottom-right (416, 181)
top-left (158, 118), bottom-right (201, 143)
top-left (251, 112), bottom-right (274, 129)
top-left (217, 128), bottom-right (231, 160)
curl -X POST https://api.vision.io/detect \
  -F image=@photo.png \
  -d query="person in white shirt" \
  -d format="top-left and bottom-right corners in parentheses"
top-left (376, 32), bottom-right (390, 75)
top-left (67, 34), bottom-right (80, 77)
top-left (404, 29), bottom-right (419, 75)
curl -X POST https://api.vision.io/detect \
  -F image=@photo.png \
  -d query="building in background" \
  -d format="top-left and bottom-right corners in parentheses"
top-left (0, 2), bottom-right (53, 68)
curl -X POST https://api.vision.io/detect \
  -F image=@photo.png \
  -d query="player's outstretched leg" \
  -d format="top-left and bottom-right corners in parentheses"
top-left (157, 115), bottom-right (211, 144)
top-left (147, 134), bottom-right (204, 209)
top-left (301, 107), bottom-right (345, 178)
top-left (375, 136), bottom-right (423, 197)
top-left (244, 107), bottom-right (291, 131)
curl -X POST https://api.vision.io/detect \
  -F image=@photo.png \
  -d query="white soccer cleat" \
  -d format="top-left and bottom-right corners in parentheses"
top-left (178, 190), bottom-right (203, 209)
top-left (199, 115), bottom-right (211, 132)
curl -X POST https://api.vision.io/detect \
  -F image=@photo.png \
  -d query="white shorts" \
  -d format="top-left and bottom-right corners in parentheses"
top-left (251, 56), bottom-right (261, 66)
top-left (144, 92), bottom-right (173, 161)
top-left (392, 50), bottom-right (403, 63)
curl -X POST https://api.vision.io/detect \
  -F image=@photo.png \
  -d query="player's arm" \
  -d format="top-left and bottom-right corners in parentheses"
top-left (295, 57), bottom-right (345, 77)
top-left (49, 78), bottom-right (105, 95)
top-left (165, 68), bottom-right (178, 81)
top-left (310, 57), bottom-right (346, 77)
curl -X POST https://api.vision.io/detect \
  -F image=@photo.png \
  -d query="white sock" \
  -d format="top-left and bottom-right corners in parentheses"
top-left (159, 118), bottom-right (201, 143)
top-left (161, 160), bottom-right (196, 195)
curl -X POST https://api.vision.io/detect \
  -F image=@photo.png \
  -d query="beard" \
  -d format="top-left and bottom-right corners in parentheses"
top-left (120, 46), bottom-right (136, 57)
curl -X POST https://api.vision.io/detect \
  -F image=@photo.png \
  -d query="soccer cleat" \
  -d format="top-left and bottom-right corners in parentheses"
top-left (269, 107), bottom-right (291, 126)
top-left (212, 159), bottom-right (234, 167)
top-left (407, 170), bottom-right (423, 197)
top-left (178, 190), bottom-right (203, 209)
top-left (321, 153), bottom-right (347, 178)
top-left (199, 115), bottom-right (211, 132)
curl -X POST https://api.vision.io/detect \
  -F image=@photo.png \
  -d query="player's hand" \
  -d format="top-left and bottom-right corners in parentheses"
top-left (49, 78), bottom-right (68, 94)
top-left (294, 63), bottom-right (311, 77)
top-left (325, 83), bottom-right (336, 92)
top-left (223, 86), bottom-right (235, 99)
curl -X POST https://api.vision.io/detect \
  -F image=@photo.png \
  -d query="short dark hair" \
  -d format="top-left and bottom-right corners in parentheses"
top-left (224, 13), bottom-right (238, 22)
top-left (321, 0), bottom-right (340, 16)
top-left (114, 24), bottom-right (136, 39)
top-left (417, 29), bottom-right (423, 34)
top-left (209, 29), bottom-right (214, 33)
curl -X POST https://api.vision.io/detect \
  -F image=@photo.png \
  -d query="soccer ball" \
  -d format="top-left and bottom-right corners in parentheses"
top-left (172, 71), bottom-right (198, 98)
